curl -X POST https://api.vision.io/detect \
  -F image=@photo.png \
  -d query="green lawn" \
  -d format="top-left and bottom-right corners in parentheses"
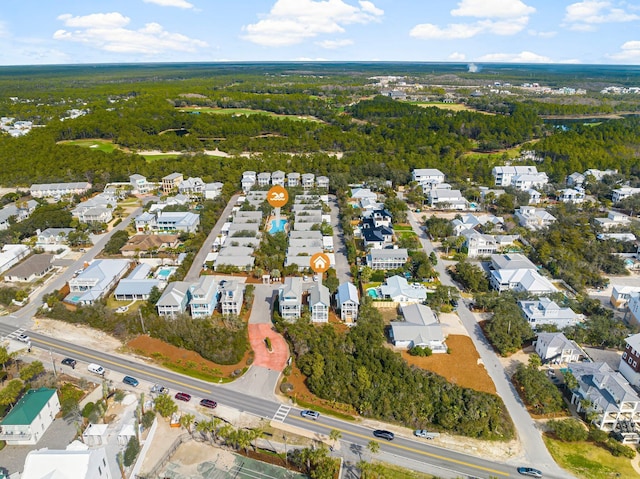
top-left (360, 462), bottom-right (437, 479)
top-left (393, 225), bottom-right (414, 231)
top-left (142, 153), bottom-right (181, 162)
top-left (543, 436), bottom-right (639, 478)
top-left (178, 107), bottom-right (321, 122)
top-left (59, 139), bottom-right (116, 153)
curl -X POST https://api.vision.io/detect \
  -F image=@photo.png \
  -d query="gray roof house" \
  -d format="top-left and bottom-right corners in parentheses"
top-left (428, 189), bottom-right (468, 210)
top-left (279, 277), bottom-right (304, 320)
top-left (301, 173), bottom-right (315, 188)
top-left (271, 170), bottom-right (286, 186)
top-left (336, 282), bottom-right (359, 323)
top-left (568, 361), bottom-right (640, 443)
top-left (535, 332), bottom-right (586, 364)
top-left (4, 254), bottom-right (54, 283)
top-left (366, 248), bottom-right (408, 270)
top-left (219, 280), bottom-right (244, 316)
top-left (309, 283), bottom-right (330, 323)
top-left (515, 206), bottom-right (556, 230)
top-left (36, 228), bottom-right (74, 247)
top-left (316, 176), bottom-right (329, 189)
top-left (29, 182), bottom-right (91, 198)
top-left (156, 281), bottom-right (191, 318)
top-left (188, 275), bottom-right (218, 318)
top-left (287, 172), bottom-right (300, 187)
top-left (66, 259), bottom-right (131, 305)
top-left (519, 297), bottom-right (582, 329)
top-left (390, 304), bottom-right (446, 352)
top-left (257, 172), bottom-right (271, 186)
top-left (114, 263), bottom-right (160, 301)
top-left (0, 200), bottom-right (39, 230)
top-left (380, 275), bottom-right (427, 304)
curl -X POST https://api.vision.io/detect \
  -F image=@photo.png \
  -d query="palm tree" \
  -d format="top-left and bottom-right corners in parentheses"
top-left (210, 416), bottom-right (222, 443)
top-left (196, 419), bottom-right (212, 442)
top-left (328, 429), bottom-right (342, 451)
top-left (180, 413), bottom-right (195, 435)
top-left (367, 440), bottom-right (380, 460)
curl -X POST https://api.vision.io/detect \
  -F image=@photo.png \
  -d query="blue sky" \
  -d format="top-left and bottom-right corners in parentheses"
top-left (1, 0), bottom-right (640, 65)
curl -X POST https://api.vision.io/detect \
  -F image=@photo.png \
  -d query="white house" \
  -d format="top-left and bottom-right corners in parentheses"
top-left (279, 277), bottom-right (304, 320)
top-left (613, 187), bottom-right (640, 204)
top-left (535, 332), bottom-right (586, 364)
top-left (558, 188), bottom-right (585, 204)
top-left (595, 211), bottom-right (631, 230)
top-left (366, 248), bottom-right (408, 270)
top-left (379, 275), bottom-right (427, 304)
top-left (489, 253), bottom-right (557, 294)
top-left (0, 388), bottom-right (60, 445)
top-left (514, 206), bottom-right (556, 230)
top-left (188, 275), bottom-right (218, 318)
top-left (568, 361), bottom-right (640, 443)
top-left (336, 282), bottom-right (359, 323)
top-left (512, 172), bottom-right (549, 191)
top-left (129, 174), bottom-right (151, 194)
top-left (611, 285), bottom-right (640, 309)
top-left (219, 279), bottom-right (244, 316)
top-left (428, 189), bottom-right (468, 210)
top-left (0, 200), bottom-right (39, 230)
top-left (66, 259), bottom-right (131, 305)
top-left (156, 281), bottom-right (190, 318)
top-left (271, 170), bottom-right (286, 186)
top-left (412, 168), bottom-right (445, 189)
top-left (390, 303), bottom-right (446, 352)
top-left (519, 298), bottom-right (581, 329)
top-left (30, 182), bottom-right (91, 199)
top-left (0, 244), bottom-right (30, 274)
top-left (204, 182), bottom-right (224, 200)
top-left (241, 171), bottom-right (256, 192)
top-left (492, 165), bottom-right (539, 187)
top-left (309, 283), bottom-right (330, 323)
top-left (22, 442), bottom-right (113, 479)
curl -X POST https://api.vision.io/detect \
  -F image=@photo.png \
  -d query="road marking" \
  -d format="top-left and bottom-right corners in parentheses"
top-left (34, 337), bottom-right (211, 394)
top-left (6, 328), bottom-right (27, 339)
top-left (272, 404), bottom-right (291, 422)
top-left (293, 417), bottom-right (509, 477)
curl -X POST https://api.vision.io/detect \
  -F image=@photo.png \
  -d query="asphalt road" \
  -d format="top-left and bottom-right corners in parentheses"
top-left (0, 322), bottom-right (543, 479)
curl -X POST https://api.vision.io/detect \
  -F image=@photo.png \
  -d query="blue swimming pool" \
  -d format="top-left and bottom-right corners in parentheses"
top-left (156, 267), bottom-right (176, 279)
top-left (269, 219), bottom-right (287, 234)
top-left (367, 288), bottom-right (379, 298)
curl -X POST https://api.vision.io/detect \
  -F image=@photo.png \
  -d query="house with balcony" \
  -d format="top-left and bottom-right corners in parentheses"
top-left (257, 172), bottom-right (271, 187)
top-left (279, 277), bottom-right (304, 320)
top-left (219, 280), bottom-right (244, 316)
top-left (613, 187), bottom-right (640, 204)
top-left (113, 263), bottom-right (159, 301)
top-left (335, 282), bottom-right (359, 324)
top-left (178, 177), bottom-right (206, 197)
top-left (492, 165), bottom-right (540, 187)
top-left (526, 189), bottom-right (542, 204)
top-left (188, 275), bottom-right (218, 318)
top-left (519, 297), bottom-right (582, 329)
top-left (204, 182), bottom-right (224, 200)
top-left (36, 228), bottom-right (74, 249)
top-left (567, 172), bottom-right (585, 188)
top-left (66, 259), bottom-right (130, 305)
top-left (161, 172), bottom-right (183, 194)
top-left (30, 182), bottom-right (91, 199)
top-left (514, 206), bottom-right (556, 230)
top-left (362, 225), bottom-right (394, 250)
top-left (489, 253), bottom-right (557, 294)
top-left (316, 176), bottom-right (329, 189)
top-left (451, 214), bottom-right (504, 236)
top-left (535, 332), bottom-right (586, 364)
top-left (72, 193), bottom-right (117, 224)
top-left (512, 172), bottom-right (549, 191)
top-left (0, 200), bottom-right (39, 230)
top-left (558, 188), bottom-right (585, 204)
top-left (367, 248), bottom-right (408, 270)
top-left (412, 168), bottom-right (445, 189)
top-left (156, 281), bottom-right (190, 318)
top-left (428, 189), bottom-right (468, 210)
top-left (611, 285), bottom-right (640, 309)
top-left (271, 170), bottom-right (286, 186)
top-left (390, 304), bottom-right (446, 352)
top-left (619, 333), bottom-right (640, 388)
top-left (568, 361), bottom-right (640, 443)
top-left (135, 211), bottom-right (200, 234)
top-left (241, 171), bottom-right (256, 193)
top-left (129, 174), bottom-right (151, 194)
top-left (309, 283), bottom-right (330, 323)
top-left (0, 388), bottom-right (60, 445)
top-left (301, 173), bottom-right (315, 189)
top-left (287, 172), bottom-right (300, 187)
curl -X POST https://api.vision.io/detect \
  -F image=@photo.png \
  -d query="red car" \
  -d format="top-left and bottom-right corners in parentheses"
top-left (199, 398), bottom-right (217, 409)
top-left (175, 392), bottom-right (191, 402)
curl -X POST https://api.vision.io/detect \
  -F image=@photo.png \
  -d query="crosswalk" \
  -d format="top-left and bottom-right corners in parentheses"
top-left (272, 404), bottom-right (291, 422)
top-left (5, 327), bottom-right (28, 340)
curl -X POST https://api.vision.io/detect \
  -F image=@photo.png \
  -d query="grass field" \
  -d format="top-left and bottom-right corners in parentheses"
top-left (392, 225), bottom-right (414, 231)
top-left (178, 106), bottom-right (322, 122)
top-left (58, 139), bottom-right (116, 153)
top-left (412, 101), bottom-right (494, 115)
top-left (142, 153), bottom-right (181, 161)
top-left (543, 436), bottom-right (639, 479)
top-left (360, 462), bottom-right (436, 479)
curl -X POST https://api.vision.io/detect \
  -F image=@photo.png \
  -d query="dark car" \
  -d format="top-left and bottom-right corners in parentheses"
top-left (123, 376), bottom-right (139, 387)
top-left (373, 429), bottom-right (395, 441)
top-left (300, 410), bottom-right (320, 420)
top-left (175, 392), bottom-right (191, 402)
top-left (517, 467), bottom-right (543, 478)
top-left (61, 357), bottom-right (77, 369)
top-left (199, 398), bottom-right (217, 409)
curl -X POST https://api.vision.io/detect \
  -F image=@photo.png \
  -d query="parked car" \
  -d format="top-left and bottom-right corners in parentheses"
top-left (115, 306), bottom-right (129, 314)
top-left (88, 363), bottom-right (105, 375)
top-left (175, 392), bottom-right (191, 402)
top-left (61, 357), bottom-right (77, 369)
top-left (151, 384), bottom-right (169, 394)
top-left (372, 429), bottom-right (394, 441)
top-left (413, 429), bottom-right (438, 439)
top-left (122, 376), bottom-right (139, 387)
top-left (199, 398), bottom-right (217, 409)
top-left (300, 410), bottom-right (320, 420)
top-left (17, 334), bottom-right (30, 343)
top-left (517, 467), bottom-right (543, 478)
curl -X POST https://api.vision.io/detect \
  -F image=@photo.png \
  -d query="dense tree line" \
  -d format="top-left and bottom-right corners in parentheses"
top-left (277, 300), bottom-right (514, 439)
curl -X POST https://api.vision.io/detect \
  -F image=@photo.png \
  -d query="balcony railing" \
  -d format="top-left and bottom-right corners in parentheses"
top-left (0, 431), bottom-right (32, 441)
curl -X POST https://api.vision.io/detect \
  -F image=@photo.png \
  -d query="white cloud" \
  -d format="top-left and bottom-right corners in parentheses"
top-left (143, 0), bottom-right (194, 8)
top-left (449, 52), bottom-right (466, 61)
top-left (54, 12), bottom-right (207, 55)
top-left (316, 38), bottom-right (354, 49)
top-left (528, 29), bottom-right (557, 38)
top-left (564, 1), bottom-right (640, 30)
top-left (411, 0), bottom-right (533, 40)
top-left (451, 0), bottom-right (535, 19)
top-left (609, 40), bottom-right (640, 61)
top-left (476, 50), bottom-right (552, 62)
top-left (242, 0), bottom-right (383, 47)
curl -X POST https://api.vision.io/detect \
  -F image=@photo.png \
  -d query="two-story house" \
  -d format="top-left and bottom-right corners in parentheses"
top-left (279, 277), bottom-right (303, 320)
top-left (367, 248), bottom-right (408, 270)
top-left (492, 165), bottom-right (539, 187)
top-left (188, 275), bottom-right (218, 318)
top-left (0, 388), bottom-right (60, 445)
top-left (335, 282), bottom-right (359, 324)
top-left (129, 174), bottom-right (151, 194)
top-left (162, 172), bottom-right (183, 194)
top-left (619, 333), bottom-right (640, 388)
top-left (309, 283), bottom-right (330, 323)
top-left (519, 297), bottom-right (581, 329)
top-left (219, 280), bottom-right (244, 316)
top-left (535, 332), bottom-right (586, 364)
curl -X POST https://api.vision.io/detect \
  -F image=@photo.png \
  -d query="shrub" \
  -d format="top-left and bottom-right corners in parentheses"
top-left (141, 410), bottom-right (155, 429)
top-left (408, 346), bottom-right (432, 357)
top-left (265, 337), bottom-right (272, 351)
top-left (123, 436), bottom-right (140, 467)
top-left (549, 419), bottom-right (588, 442)
top-left (588, 428), bottom-right (609, 443)
top-left (606, 439), bottom-right (636, 458)
top-left (280, 382), bottom-right (294, 394)
top-left (82, 402), bottom-right (95, 418)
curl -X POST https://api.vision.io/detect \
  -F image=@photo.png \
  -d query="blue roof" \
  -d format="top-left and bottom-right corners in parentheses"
top-left (115, 279), bottom-right (160, 296)
top-left (337, 282), bottom-right (359, 305)
top-left (127, 263), bottom-right (151, 280)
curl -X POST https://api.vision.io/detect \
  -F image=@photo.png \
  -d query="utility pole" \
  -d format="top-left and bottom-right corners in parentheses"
top-left (139, 309), bottom-right (147, 334)
top-left (49, 349), bottom-right (57, 378)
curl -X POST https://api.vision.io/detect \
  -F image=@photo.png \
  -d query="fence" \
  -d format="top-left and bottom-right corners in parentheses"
top-left (135, 432), bottom-right (190, 479)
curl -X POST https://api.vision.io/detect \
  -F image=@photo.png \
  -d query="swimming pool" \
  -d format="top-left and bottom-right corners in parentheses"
top-left (269, 219), bottom-right (287, 234)
top-left (156, 267), bottom-right (176, 280)
top-left (367, 288), bottom-right (379, 298)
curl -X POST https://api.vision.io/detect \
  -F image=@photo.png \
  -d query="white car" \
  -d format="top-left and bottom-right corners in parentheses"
top-left (17, 334), bottom-right (30, 343)
top-left (115, 306), bottom-right (129, 314)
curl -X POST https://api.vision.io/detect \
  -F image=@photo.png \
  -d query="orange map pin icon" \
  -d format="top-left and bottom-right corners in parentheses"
top-left (310, 252), bottom-right (331, 273)
top-left (267, 185), bottom-right (289, 208)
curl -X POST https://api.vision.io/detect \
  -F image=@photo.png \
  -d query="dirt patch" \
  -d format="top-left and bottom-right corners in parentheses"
top-left (247, 324), bottom-right (289, 371)
top-left (401, 335), bottom-right (497, 394)
top-left (33, 318), bottom-right (123, 353)
top-left (127, 335), bottom-right (251, 379)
